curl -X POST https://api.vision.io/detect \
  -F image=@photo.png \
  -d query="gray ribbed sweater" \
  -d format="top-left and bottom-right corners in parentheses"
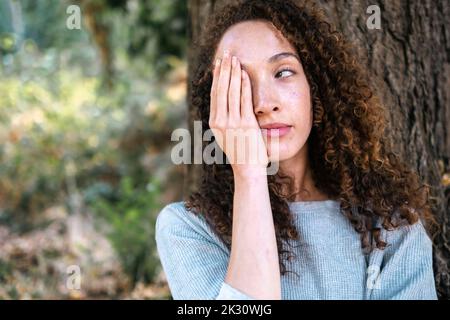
top-left (155, 200), bottom-right (437, 300)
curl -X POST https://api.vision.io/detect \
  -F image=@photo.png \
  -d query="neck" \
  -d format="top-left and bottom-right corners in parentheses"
top-left (278, 143), bottom-right (331, 202)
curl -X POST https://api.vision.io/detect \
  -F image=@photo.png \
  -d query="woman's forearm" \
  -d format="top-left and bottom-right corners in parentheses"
top-left (224, 170), bottom-right (281, 299)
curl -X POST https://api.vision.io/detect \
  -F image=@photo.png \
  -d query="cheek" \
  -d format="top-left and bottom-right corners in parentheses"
top-left (286, 90), bottom-right (313, 151)
top-left (286, 90), bottom-right (312, 124)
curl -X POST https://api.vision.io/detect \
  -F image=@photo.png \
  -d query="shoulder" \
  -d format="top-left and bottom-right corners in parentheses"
top-left (155, 201), bottom-right (227, 251)
top-left (379, 218), bottom-right (433, 266)
top-left (384, 219), bottom-right (432, 250)
top-left (156, 201), bottom-right (205, 233)
top-left (155, 201), bottom-right (194, 230)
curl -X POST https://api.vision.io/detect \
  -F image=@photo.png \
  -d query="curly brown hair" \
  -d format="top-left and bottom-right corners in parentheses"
top-left (185, 0), bottom-right (436, 276)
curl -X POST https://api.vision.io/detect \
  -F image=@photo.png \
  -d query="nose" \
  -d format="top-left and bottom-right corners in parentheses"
top-left (252, 79), bottom-right (280, 115)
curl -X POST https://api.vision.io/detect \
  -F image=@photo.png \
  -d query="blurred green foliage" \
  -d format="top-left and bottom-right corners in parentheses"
top-left (0, 55), bottom-right (123, 230)
top-left (0, 0), bottom-right (187, 290)
top-left (86, 176), bottom-right (162, 285)
top-left (126, 0), bottom-right (187, 76)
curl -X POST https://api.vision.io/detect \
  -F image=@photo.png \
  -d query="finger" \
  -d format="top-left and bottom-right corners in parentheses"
top-left (216, 50), bottom-right (232, 123)
top-left (228, 56), bottom-right (241, 121)
top-left (209, 58), bottom-right (221, 123)
top-left (241, 70), bottom-right (254, 120)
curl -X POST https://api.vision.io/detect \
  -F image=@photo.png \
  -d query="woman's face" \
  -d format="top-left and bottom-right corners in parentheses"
top-left (213, 20), bottom-right (313, 163)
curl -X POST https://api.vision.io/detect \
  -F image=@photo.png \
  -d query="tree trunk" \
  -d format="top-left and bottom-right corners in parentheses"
top-left (186, 0), bottom-right (450, 299)
top-left (78, 0), bottom-right (114, 88)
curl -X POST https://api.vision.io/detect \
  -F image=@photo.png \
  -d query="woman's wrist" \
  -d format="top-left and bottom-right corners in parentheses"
top-left (232, 165), bottom-right (268, 181)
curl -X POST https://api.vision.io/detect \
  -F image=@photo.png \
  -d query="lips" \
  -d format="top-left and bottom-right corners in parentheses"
top-left (260, 122), bottom-right (291, 129)
top-left (260, 123), bottom-right (292, 138)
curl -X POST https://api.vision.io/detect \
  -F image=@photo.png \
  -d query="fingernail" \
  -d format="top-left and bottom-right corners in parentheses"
top-left (231, 56), bottom-right (236, 67)
top-left (215, 58), bottom-right (221, 67)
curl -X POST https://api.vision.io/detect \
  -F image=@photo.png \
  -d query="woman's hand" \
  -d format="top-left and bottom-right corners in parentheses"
top-left (209, 50), bottom-right (269, 177)
top-left (209, 52), bottom-right (281, 300)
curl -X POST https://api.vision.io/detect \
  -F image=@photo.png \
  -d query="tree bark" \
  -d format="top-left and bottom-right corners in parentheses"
top-left (186, 0), bottom-right (450, 299)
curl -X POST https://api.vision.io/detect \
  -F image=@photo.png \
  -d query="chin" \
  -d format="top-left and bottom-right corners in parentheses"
top-left (268, 148), bottom-right (296, 163)
top-left (267, 139), bottom-right (306, 162)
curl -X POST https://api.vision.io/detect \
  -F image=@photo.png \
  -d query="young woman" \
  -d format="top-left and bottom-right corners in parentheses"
top-left (155, 0), bottom-right (437, 300)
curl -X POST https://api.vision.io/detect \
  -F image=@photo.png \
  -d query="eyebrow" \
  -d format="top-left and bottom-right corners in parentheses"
top-left (267, 52), bottom-right (300, 64)
top-left (237, 52), bottom-right (300, 71)
top-left (211, 51), bottom-right (300, 71)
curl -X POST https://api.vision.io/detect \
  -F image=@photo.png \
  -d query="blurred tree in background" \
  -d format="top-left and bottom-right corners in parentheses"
top-left (0, 0), bottom-right (187, 299)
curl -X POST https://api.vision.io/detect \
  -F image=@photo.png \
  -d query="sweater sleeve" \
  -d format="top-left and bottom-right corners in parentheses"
top-left (155, 203), bottom-right (255, 300)
top-left (366, 220), bottom-right (437, 300)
